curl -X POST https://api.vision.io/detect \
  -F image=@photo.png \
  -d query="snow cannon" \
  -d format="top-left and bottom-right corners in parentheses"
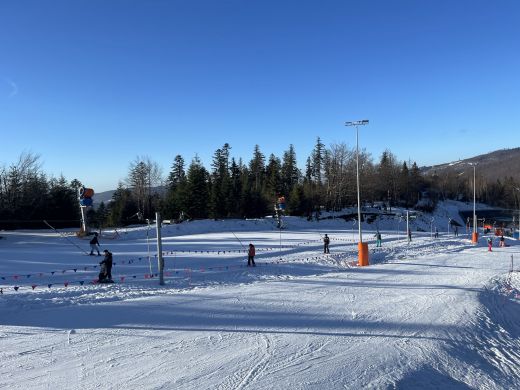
top-left (80, 187), bottom-right (95, 198)
top-left (80, 198), bottom-right (93, 207)
top-left (277, 196), bottom-right (286, 211)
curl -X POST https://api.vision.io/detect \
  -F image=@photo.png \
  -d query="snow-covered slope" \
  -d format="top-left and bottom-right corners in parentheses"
top-left (1, 202), bottom-right (519, 389)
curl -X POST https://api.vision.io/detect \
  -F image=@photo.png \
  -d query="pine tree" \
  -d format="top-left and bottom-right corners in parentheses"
top-left (167, 155), bottom-right (186, 190)
top-left (107, 183), bottom-right (138, 226)
top-left (265, 153), bottom-right (282, 200)
top-left (311, 137), bottom-right (325, 185)
top-left (163, 155), bottom-right (187, 220)
top-left (47, 176), bottom-right (77, 226)
top-left (186, 156), bottom-right (209, 219)
top-left (409, 162), bottom-right (423, 205)
top-left (227, 158), bottom-right (243, 217)
top-left (399, 162), bottom-right (410, 206)
top-left (281, 144), bottom-right (300, 199)
top-left (377, 149), bottom-right (399, 207)
top-left (210, 144), bottom-right (232, 218)
top-left (249, 145), bottom-right (265, 192)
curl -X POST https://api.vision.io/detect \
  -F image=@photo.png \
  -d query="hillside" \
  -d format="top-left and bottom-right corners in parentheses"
top-left (1, 201), bottom-right (519, 389)
top-left (421, 147), bottom-right (520, 182)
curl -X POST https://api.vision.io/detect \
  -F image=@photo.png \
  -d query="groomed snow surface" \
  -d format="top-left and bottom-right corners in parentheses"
top-left (1, 202), bottom-right (519, 389)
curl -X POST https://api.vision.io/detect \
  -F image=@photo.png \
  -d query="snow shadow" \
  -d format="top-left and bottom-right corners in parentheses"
top-left (393, 365), bottom-right (472, 389)
top-left (281, 278), bottom-right (482, 293)
top-left (0, 294), bottom-right (457, 343)
top-left (389, 262), bottom-right (476, 270)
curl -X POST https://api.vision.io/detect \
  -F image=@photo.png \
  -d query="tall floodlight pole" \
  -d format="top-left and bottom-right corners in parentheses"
top-left (156, 212), bottom-right (165, 286)
top-left (345, 119), bottom-right (369, 266)
top-left (513, 187), bottom-right (520, 240)
top-left (471, 164), bottom-right (478, 243)
top-left (406, 210), bottom-right (410, 244)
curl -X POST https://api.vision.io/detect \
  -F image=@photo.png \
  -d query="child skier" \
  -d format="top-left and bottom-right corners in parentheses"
top-left (98, 249), bottom-right (114, 282)
top-left (375, 231), bottom-right (382, 247)
top-left (247, 243), bottom-right (256, 267)
top-left (89, 233), bottom-right (100, 256)
top-left (487, 237), bottom-right (493, 252)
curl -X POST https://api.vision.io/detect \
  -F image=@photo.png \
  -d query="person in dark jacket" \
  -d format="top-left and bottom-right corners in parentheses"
top-left (99, 249), bottom-right (113, 282)
top-left (89, 233), bottom-right (100, 256)
top-left (323, 234), bottom-right (330, 254)
top-left (247, 243), bottom-right (256, 267)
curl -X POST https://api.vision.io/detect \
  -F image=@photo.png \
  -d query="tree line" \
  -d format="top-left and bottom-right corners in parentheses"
top-left (1, 143), bottom-right (519, 230)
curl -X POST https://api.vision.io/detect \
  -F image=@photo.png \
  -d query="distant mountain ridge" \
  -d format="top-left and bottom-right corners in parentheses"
top-left (421, 148), bottom-right (520, 182)
top-left (93, 189), bottom-right (115, 206)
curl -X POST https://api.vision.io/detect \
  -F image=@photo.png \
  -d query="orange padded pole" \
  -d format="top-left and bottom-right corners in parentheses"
top-left (358, 242), bottom-right (369, 266)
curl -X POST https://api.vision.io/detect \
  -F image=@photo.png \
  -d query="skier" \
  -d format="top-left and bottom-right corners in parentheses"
top-left (434, 228), bottom-right (439, 239)
top-left (98, 249), bottom-right (114, 282)
top-left (89, 233), bottom-right (100, 256)
top-left (375, 231), bottom-right (382, 247)
top-left (323, 234), bottom-right (330, 254)
top-left (247, 243), bottom-right (256, 267)
top-left (407, 229), bottom-right (412, 243)
top-left (454, 226), bottom-right (458, 237)
top-left (499, 235), bottom-right (505, 247)
top-left (487, 237), bottom-right (493, 252)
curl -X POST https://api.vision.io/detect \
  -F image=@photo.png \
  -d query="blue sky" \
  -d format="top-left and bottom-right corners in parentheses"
top-left (1, 0), bottom-right (519, 192)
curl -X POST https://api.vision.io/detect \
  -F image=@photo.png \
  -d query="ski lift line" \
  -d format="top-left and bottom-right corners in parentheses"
top-left (230, 231), bottom-right (246, 250)
top-left (43, 220), bottom-right (90, 255)
top-left (1, 245), bottom-right (363, 283)
top-left (3, 246), bottom-right (380, 292)
top-left (2, 253), bottom-right (357, 292)
top-left (0, 236), bottom-right (375, 282)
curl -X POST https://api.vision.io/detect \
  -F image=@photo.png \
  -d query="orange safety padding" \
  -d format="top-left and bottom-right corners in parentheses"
top-left (358, 242), bottom-right (369, 266)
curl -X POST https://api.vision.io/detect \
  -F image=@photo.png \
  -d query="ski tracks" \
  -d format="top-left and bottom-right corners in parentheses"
top-left (218, 333), bottom-right (273, 390)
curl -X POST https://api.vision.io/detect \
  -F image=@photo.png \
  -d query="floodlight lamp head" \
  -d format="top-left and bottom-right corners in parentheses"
top-left (345, 119), bottom-right (369, 126)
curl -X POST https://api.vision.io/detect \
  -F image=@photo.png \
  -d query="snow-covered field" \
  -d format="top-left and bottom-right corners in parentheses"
top-left (1, 202), bottom-right (519, 389)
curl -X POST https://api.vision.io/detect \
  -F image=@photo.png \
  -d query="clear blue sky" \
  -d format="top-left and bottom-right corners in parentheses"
top-left (1, 0), bottom-right (519, 192)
